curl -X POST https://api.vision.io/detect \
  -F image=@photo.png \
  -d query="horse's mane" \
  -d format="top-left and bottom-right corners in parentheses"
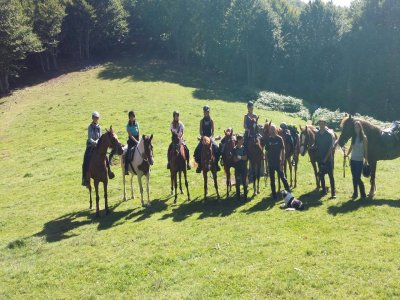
top-left (96, 133), bottom-right (105, 149)
top-left (340, 116), bottom-right (381, 131)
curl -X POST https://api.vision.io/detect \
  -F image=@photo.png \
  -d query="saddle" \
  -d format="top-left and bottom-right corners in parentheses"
top-left (380, 121), bottom-right (400, 157)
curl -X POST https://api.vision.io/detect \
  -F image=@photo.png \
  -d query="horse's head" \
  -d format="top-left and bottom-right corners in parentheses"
top-left (201, 136), bottom-right (213, 170)
top-left (222, 128), bottom-right (236, 161)
top-left (299, 125), bottom-right (309, 156)
top-left (338, 115), bottom-right (355, 147)
top-left (106, 126), bottom-right (123, 155)
top-left (142, 134), bottom-right (154, 166)
top-left (263, 120), bottom-right (272, 138)
top-left (249, 116), bottom-right (259, 136)
top-left (171, 131), bottom-right (180, 145)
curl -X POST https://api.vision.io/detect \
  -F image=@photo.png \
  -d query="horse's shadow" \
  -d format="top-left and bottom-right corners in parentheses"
top-left (32, 197), bottom-right (171, 243)
top-left (328, 197), bottom-right (400, 216)
top-left (242, 196), bottom-right (279, 214)
top-left (160, 195), bottom-right (247, 222)
top-left (297, 190), bottom-right (324, 211)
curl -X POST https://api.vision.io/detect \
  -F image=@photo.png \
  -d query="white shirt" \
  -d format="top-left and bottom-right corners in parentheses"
top-left (171, 121), bottom-right (184, 138)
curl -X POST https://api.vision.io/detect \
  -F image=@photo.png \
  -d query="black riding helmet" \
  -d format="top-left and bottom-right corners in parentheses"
top-left (203, 105), bottom-right (210, 112)
top-left (247, 101), bottom-right (254, 107)
top-left (173, 111), bottom-right (179, 117)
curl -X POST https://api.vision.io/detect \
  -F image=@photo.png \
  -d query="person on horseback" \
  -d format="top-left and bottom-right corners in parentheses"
top-left (345, 121), bottom-right (369, 199)
top-left (263, 124), bottom-right (291, 200)
top-left (233, 134), bottom-right (248, 200)
top-left (167, 111), bottom-right (191, 170)
top-left (244, 101), bottom-right (258, 148)
top-left (194, 105), bottom-right (220, 173)
top-left (280, 122), bottom-right (295, 150)
top-left (315, 118), bottom-right (336, 198)
top-left (82, 111), bottom-right (115, 185)
top-left (125, 111), bottom-right (140, 175)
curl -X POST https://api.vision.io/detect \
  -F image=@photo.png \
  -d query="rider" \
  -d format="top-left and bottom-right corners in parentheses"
top-left (125, 111), bottom-right (140, 175)
top-left (167, 111), bottom-right (191, 170)
top-left (244, 101), bottom-right (258, 148)
top-left (82, 111), bottom-right (114, 185)
top-left (194, 105), bottom-right (220, 173)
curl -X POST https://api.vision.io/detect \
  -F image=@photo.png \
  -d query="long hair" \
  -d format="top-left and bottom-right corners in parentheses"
top-left (128, 111), bottom-right (136, 126)
top-left (351, 121), bottom-right (367, 145)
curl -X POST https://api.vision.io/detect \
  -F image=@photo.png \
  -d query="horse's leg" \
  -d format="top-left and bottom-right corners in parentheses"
top-left (94, 180), bottom-right (100, 218)
top-left (137, 174), bottom-right (145, 207)
top-left (179, 171), bottom-right (183, 194)
top-left (311, 158), bottom-right (320, 189)
top-left (130, 174), bottom-right (134, 199)
top-left (184, 168), bottom-right (190, 201)
top-left (103, 181), bottom-right (110, 215)
top-left (174, 171), bottom-right (178, 204)
top-left (369, 161), bottom-right (377, 198)
top-left (88, 181), bottom-right (92, 209)
top-left (252, 162), bottom-right (256, 195)
top-left (145, 173), bottom-right (150, 207)
top-left (257, 163), bottom-right (260, 194)
top-left (170, 170), bottom-right (173, 196)
top-left (226, 166), bottom-right (230, 198)
top-left (203, 170), bottom-right (208, 199)
top-left (213, 171), bottom-right (220, 199)
top-left (122, 165), bottom-right (127, 201)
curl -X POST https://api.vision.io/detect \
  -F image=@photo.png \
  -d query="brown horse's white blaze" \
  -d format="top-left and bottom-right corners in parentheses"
top-left (86, 127), bottom-right (123, 217)
top-left (121, 134), bottom-right (154, 207)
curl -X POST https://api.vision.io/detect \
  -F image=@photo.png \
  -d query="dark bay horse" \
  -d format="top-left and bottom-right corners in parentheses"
top-left (201, 136), bottom-right (220, 199)
top-left (220, 128), bottom-right (236, 198)
top-left (299, 125), bottom-right (338, 189)
top-left (338, 115), bottom-right (400, 198)
top-left (247, 117), bottom-right (264, 195)
top-left (263, 120), bottom-right (299, 188)
top-left (169, 132), bottom-right (190, 203)
top-left (85, 127), bottom-right (123, 217)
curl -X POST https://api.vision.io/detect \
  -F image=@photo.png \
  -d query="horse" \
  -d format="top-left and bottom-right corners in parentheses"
top-left (338, 115), bottom-right (400, 198)
top-left (247, 117), bottom-right (264, 195)
top-left (85, 127), bottom-right (123, 217)
top-left (263, 120), bottom-right (299, 189)
top-left (220, 128), bottom-right (236, 198)
top-left (168, 132), bottom-right (190, 203)
top-left (299, 125), bottom-right (338, 190)
top-left (121, 134), bottom-right (154, 207)
top-left (201, 136), bottom-right (220, 199)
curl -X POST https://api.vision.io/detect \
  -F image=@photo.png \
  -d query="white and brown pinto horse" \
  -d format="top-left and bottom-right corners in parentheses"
top-left (121, 134), bottom-right (154, 207)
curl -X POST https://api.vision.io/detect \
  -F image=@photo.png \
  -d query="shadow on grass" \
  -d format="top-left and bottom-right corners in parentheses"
top-left (242, 196), bottom-right (279, 214)
top-left (160, 195), bottom-right (247, 222)
top-left (297, 190), bottom-right (324, 211)
top-left (97, 58), bottom-right (254, 103)
top-left (328, 197), bottom-right (400, 216)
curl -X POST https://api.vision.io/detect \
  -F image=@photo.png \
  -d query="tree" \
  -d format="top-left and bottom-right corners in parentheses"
top-left (0, 0), bottom-right (41, 94)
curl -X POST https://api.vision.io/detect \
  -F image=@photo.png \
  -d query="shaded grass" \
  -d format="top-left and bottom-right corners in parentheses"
top-left (0, 57), bottom-right (400, 298)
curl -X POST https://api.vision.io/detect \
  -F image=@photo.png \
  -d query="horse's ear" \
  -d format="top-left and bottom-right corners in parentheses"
top-left (269, 120), bottom-right (272, 127)
top-left (256, 116), bottom-right (259, 121)
top-left (299, 125), bottom-right (303, 131)
top-left (224, 129), bottom-right (226, 135)
top-left (349, 114), bottom-right (352, 119)
top-left (109, 126), bottom-right (113, 133)
top-left (150, 134), bottom-right (153, 141)
top-left (230, 128), bottom-right (233, 136)
top-left (142, 134), bottom-right (145, 140)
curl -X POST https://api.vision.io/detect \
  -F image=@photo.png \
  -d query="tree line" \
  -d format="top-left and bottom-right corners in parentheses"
top-left (1, 0), bottom-right (399, 121)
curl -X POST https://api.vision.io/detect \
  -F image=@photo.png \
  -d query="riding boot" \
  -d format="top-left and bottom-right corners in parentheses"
top-left (124, 158), bottom-right (130, 175)
top-left (215, 161), bottom-right (221, 172)
top-left (235, 184), bottom-right (241, 200)
top-left (243, 185), bottom-right (248, 201)
top-left (359, 181), bottom-right (366, 198)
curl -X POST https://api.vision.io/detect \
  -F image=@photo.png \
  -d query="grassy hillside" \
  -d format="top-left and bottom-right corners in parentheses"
top-left (0, 58), bottom-right (399, 299)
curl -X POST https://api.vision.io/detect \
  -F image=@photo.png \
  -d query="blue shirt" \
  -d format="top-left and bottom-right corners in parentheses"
top-left (127, 122), bottom-right (140, 137)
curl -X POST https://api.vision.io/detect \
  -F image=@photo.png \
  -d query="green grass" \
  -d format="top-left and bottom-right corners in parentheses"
top-left (1, 58), bottom-right (400, 299)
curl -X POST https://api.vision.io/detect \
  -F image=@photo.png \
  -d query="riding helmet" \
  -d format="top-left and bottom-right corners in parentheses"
top-left (173, 111), bottom-right (180, 117)
top-left (203, 105), bottom-right (210, 112)
top-left (247, 101), bottom-right (254, 107)
top-left (92, 111), bottom-right (100, 118)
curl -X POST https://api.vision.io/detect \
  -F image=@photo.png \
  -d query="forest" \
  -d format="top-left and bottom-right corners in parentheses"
top-left (1, 0), bottom-right (399, 120)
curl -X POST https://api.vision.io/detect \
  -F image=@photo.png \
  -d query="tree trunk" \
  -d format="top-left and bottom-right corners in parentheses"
top-left (85, 30), bottom-right (90, 59)
top-left (45, 52), bottom-right (51, 72)
top-left (0, 70), bottom-right (10, 94)
top-left (51, 47), bottom-right (58, 70)
top-left (78, 35), bottom-right (82, 60)
top-left (39, 53), bottom-right (46, 73)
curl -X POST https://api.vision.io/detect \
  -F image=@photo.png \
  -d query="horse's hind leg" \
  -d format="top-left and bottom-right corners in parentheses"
top-left (173, 171), bottom-right (178, 204)
top-left (257, 164), bottom-right (260, 194)
top-left (226, 167), bottom-right (230, 198)
top-left (213, 171), bottom-right (220, 199)
top-left (179, 171), bottom-right (183, 194)
top-left (184, 169), bottom-right (190, 201)
top-left (369, 161), bottom-right (377, 198)
top-left (94, 180), bottom-right (100, 218)
top-left (130, 175), bottom-right (134, 200)
top-left (88, 183), bottom-right (92, 209)
top-left (145, 173), bottom-right (151, 207)
top-left (203, 170), bottom-right (208, 199)
top-left (170, 170), bottom-right (174, 196)
top-left (103, 181), bottom-right (110, 215)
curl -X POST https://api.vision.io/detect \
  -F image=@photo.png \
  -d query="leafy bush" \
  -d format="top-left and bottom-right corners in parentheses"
top-left (254, 91), bottom-right (311, 120)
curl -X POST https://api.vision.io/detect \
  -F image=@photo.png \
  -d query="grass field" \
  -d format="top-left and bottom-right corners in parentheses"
top-left (1, 58), bottom-right (400, 299)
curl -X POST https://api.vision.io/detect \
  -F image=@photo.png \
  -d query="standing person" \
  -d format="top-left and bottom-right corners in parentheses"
top-left (233, 134), bottom-right (248, 200)
top-left (345, 121), bottom-right (368, 199)
top-left (244, 101), bottom-right (258, 148)
top-left (167, 111), bottom-right (191, 170)
top-left (125, 111), bottom-right (140, 175)
top-left (264, 124), bottom-right (291, 200)
top-left (82, 111), bottom-right (114, 185)
top-left (315, 118), bottom-right (336, 198)
top-left (194, 105), bottom-right (220, 173)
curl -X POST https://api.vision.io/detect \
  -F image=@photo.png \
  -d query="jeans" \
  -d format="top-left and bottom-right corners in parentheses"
top-left (318, 160), bottom-right (335, 195)
top-left (235, 165), bottom-right (248, 197)
top-left (268, 165), bottom-right (290, 198)
top-left (350, 159), bottom-right (366, 197)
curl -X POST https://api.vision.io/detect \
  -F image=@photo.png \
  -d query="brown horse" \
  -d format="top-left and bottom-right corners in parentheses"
top-left (220, 128), bottom-right (236, 198)
top-left (299, 125), bottom-right (338, 190)
top-left (85, 127), bottom-right (123, 217)
top-left (247, 117), bottom-right (264, 195)
top-left (263, 120), bottom-right (299, 188)
top-left (169, 132), bottom-right (190, 203)
top-left (201, 136), bottom-right (220, 199)
top-left (338, 115), bottom-right (400, 198)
